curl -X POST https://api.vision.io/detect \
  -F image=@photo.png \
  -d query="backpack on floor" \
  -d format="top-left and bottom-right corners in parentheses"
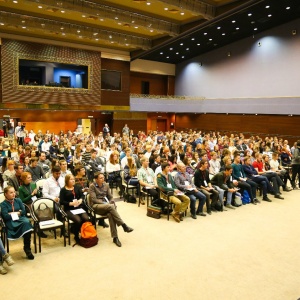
top-left (242, 190), bottom-right (251, 204)
top-left (79, 222), bottom-right (98, 248)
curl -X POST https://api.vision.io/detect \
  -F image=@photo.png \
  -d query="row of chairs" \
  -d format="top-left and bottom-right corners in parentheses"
top-left (0, 193), bottom-right (107, 253)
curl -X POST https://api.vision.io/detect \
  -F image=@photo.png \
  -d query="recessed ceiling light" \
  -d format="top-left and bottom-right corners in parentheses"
top-left (77, 30), bottom-right (81, 33)
top-left (110, 41), bottom-right (114, 43)
top-left (150, 29), bottom-right (154, 32)
top-left (217, 27), bottom-right (221, 29)
top-left (209, 38), bottom-right (212, 41)
top-left (118, 22), bottom-right (122, 25)
top-left (160, 52), bottom-right (163, 54)
top-left (100, 18), bottom-right (104, 21)
top-left (115, 17), bottom-right (118, 20)
top-left (176, 52), bottom-right (179, 54)
top-left (146, 2), bottom-right (151, 5)
top-left (13, 0), bottom-right (18, 3)
top-left (82, 15), bottom-right (86, 18)
top-left (180, 12), bottom-right (184, 15)
top-left (95, 38), bottom-right (99, 41)
top-left (236, 27), bottom-right (239, 30)
top-left (22, 26), bottom-right (26, 29)
top-left (109, 35), bottom-right (112, 38)
top-left (164, 8), bottom-right (168, 10)
top-left (286, 7), bottom-right (290, 10)
top-left (125, 43), bottom-right (129, 46)
top-left (78, 36), bottom-right (82, 38)
top-left (93, 32), bottom-right (98, 35)
top-left (60, 27), bottom-right (64, 30)
top-left (180, 43), bottom-right (183, 46)
top-left (222, 33), bottom-right (225, 36)
top-left (182, 56), bottom-right (185, 58)
top-left (38, 5), bottom-right (43, 8)
top-left (268, 14), bottom-right (272, 17)
top-left (0, 23), bottom-right (4, 26)
top-left (62, 33), bottom-right (65, 35)
top-left (197, 43), bottom-right (200, 46)
top-left (61, 10), bottom-right (65, 13)
top-left (191, 38), bottom-right (195, 40)
top-left (186, 48), bottom-right (189, 50)
top-left (248, 13), bottom-right (252, 16)
top-left (166, 56), bottom-right (169, 58)
top-left (232, 20), bottom-right (236, 23)
top-left (254, 28), bottom-right (258, 31)
top-left (204, 32), bottom-right (207, 35)
top-left (22, 20), bottom-right (25, 23)
top-left (265, 5), bottom-right (270, 9)
top-left (134, 26), bottom-right (138, 29)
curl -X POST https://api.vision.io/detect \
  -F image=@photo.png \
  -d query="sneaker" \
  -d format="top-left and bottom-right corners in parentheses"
top-left (3, 254), bottom-right (14, 266)
top-left (0, 263), bottom-right (7, 275)
top-left (225, 204), bottom-right (236, 209)
top-left (191, 214), bottom-right (197, 219)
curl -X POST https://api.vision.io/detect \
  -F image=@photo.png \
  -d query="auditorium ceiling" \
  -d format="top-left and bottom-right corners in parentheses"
top-left (0, 0), bottom-right (299, 63)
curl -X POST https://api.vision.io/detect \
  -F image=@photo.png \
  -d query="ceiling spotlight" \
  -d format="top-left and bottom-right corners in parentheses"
top-left (236, 27), bottom-right (239, 30)
top-left (160, 52), bottom-right (163, 54)
top-left (166, 56), bottom-right (169, 58)
top-left (170, 47), bottom-right (173, 50)
top-left (180, 43), bottom-right (183, 46)
top-left (222, 33), bottom-right (225, 36)
top-left (204, 32), bottom-right (207, 35)
top-left (93, 32), bottom-right (98, 35)
top-left (180, 12), bottom-right (185, 15)
top-left (286, 7), bottom-right (290, 10)
top-left (38, 5), bottom-right (43, 8)
top-left (0, 23), bottom-right (4, 26)
top-left (186, 48), bottom-right (189, 50)
top-left (265, 5), bottom-right (270, 9)
top-left (254, 28), bottom-right (258, 31)
top-left (191, 38), bottom-right (195, 40)
top-left (61, 10), bottom-right (65, 13)
top-left (182, 56), bottom-right (185, 59)
top-left (209, 38), bottom-right (212, 41)
top-left (77, 30), bottom-right (81, 33)
top-left (82, 15), bottom-right (86, 18)
top-left (268, 14), bottom-right (272, 17)
top-left (217, 27), bottom-right (221, 29)
top-left (232, 20), bottom-right (236, 23)
top-left (146, 2), bottom-right (151, 5)
top-left (164, 7), bottom-right (168, 10)
top-left (248, 13), bottom-right (252, 16)
top-left (197, 43), bottom-right (200, 46)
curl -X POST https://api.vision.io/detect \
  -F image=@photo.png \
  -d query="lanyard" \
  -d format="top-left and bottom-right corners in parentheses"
top-left (6, 199), bottom-right (15, 212)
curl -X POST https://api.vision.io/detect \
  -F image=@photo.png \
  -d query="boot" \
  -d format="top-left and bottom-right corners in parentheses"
top-left (3, 253), bottom-right (15, 266)
top-left (0, 262), bottom-right (7, 275)
top-left (24, 233), bottom-right (34, 260)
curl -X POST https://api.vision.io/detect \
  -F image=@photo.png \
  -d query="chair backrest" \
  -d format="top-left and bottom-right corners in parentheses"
top-left (0, 192), bottom-right (5, 204)
top-left (35, 179), bottom-right (46, 190)
top-left (31, 198), bottom-right (56, 219)
top-left (86, 193), bottom-right (92, 207)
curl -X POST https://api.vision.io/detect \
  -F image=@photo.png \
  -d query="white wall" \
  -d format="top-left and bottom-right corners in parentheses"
top-left (175, 18), bottom-right (300, 99)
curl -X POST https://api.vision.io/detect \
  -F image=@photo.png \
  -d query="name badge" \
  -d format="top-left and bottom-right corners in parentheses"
top-left (167, 183), bottom-right (172, 188)
top-left (230, 176), bottom-right (233, 181)
top-left (31, 196), bottom-right (37, 201)
top-left (147, 176), bottom-right (153, 183)
top-left (11, 212), bottom-right (19, 221)
top-left (204, 180), bottom-right (208, 186)
top-left (184, 181), bottom-right (189, 186)
top-left (240, 172), bottom-right (243, 177)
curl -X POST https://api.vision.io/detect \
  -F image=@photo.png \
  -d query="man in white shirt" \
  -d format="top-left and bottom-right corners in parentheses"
top-left (58, 160), bottom-right (71, 187)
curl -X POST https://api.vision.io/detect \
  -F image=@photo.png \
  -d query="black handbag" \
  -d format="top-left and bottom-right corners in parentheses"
top-left (36, 202), bottom-right (53, 222)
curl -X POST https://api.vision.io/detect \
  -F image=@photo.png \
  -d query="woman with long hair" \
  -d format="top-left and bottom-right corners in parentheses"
top-left (59, 174), bottom-right (89, 243)
top-left (106, 151), bottom-right (123, 196)
top-left (2, 160), bottom-right (15, 182)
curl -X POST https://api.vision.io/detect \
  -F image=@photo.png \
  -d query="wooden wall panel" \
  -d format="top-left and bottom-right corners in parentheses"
top-left (175, 113), bottom-right (300, 140)
top-left (130, 72), bottom-right (170, 95)
top-left (101, 59), bottom-right (130, 106)
top-left (25, 122), bottom-right (77, 134)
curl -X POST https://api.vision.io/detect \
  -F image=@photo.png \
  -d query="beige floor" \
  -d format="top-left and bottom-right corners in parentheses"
top-left (2, 189), bottom-right (300, 300)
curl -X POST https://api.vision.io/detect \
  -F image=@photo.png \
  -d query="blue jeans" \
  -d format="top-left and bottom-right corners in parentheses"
top-left (0, 237), bottom-right (6, 258)
top-left (187, 190), bottom-right (206, 214)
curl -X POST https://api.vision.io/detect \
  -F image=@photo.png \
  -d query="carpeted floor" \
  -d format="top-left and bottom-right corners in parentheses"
top-left (1, 189), bottom-right (300, 300)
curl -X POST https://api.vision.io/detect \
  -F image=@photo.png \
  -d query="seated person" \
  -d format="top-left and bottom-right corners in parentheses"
top-left (25, 157), bottom-right (44, 181)
top-left (0, 186), bottom-right (34, 260)
top-left (174, 162), bottom-right (206, 219)
top-left (254, 153), bottom-right (287, 194)
top-left (60, 174), bottom-right (89, 243)
top-left (137, 156), bottom-right (159, 205)
top-left (38, 151), bottom-right (51, 174)
top-left (120, 147), bottom-right (134, 169)
top-left (123, 156), bottom-right (139, 188)
top-left (19, 171), bottom-right (42, 206)
top-left (151, 154), bottom-right (161, 172)
top-left (157, 163), bottom-right (190, 223)
top-left (89, 172), bottom-right (133, 247)
top-left (7, 163), bottom-right (24, 197)
top-left (183, 157), bottom-right (195, 176)
top-left (194, 159), bottom-right (219, 213)
top-left (242, 156), bottom-right (275, 201)
top-left (2, 160), bottom-right (15, 182)
top-left (269, 152), bottom-right (292, 191)
top-left (232, 153), bottom-right (259, 205)
top-left (74, 165), bottom-right (90, 194)
top-left (0, 236), bottom-right (15, 275)
top-left (106, 151), bottom-right (123, 196)
top-left (87, 149), bottom-right (104, 180)
top-left (280, 147), bottom-right (292, 167)
top-left (211, 166), bottom-right (239, 210)
top-left (209, 151), bottom-right (221, 175)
